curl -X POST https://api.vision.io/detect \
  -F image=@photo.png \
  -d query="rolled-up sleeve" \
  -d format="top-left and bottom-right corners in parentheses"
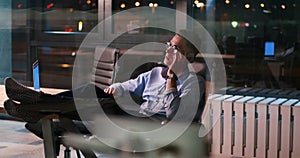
top-left (110, 71), bottom-right (151, 97)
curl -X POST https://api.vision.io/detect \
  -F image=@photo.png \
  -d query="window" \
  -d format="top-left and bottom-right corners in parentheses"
top-left (33, 0), bottom-right (98, 42)
top-left (191, 0), bottom-right (300, 89)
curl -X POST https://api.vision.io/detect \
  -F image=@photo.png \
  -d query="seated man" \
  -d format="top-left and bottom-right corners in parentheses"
top-left (4, 30), bottom-right (205, 123)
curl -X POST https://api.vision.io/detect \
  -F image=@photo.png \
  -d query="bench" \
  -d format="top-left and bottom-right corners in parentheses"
top-left (202, 87), bottom-right (300, 157)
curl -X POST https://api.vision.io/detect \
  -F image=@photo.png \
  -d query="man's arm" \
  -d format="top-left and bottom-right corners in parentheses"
top-left (104, 70), bottom-right (151, 97)
top-left (164, 74), bottom-right (203, 121)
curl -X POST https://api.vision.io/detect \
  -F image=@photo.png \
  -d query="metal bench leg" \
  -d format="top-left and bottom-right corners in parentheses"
top-left (64, 146), bottom-right (71, 158)
top-left (41, 117), bottom-right (57, 158)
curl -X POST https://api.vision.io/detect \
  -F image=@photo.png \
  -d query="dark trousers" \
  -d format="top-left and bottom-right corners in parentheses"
top-left (56, 83), bottom-right (114, 99)
top-left (41, 83), bottom-right (124, 120)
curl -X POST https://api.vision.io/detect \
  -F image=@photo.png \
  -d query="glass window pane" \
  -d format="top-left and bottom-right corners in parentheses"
top-left (111, 0), bottom-right (176, 35)
top-left (41, 0), bottom-right (98, 34)
top-left (192, 0), bottom-right (300, 89)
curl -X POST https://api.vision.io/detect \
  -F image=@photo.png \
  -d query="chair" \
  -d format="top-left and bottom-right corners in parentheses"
top-left (4, 46), bottom-right (120, 158)
top-left (280, 42), bottom-right (300, 89)
top-left (41, 46), bottom-right (120, 158)
top-left (91, 47), bottom-right (120, 90)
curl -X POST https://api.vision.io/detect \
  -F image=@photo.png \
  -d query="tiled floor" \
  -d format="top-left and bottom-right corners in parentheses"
top-left (0, 119), bottom-right (45, 158)
top-left (0, 119), bottom-right (89, 158)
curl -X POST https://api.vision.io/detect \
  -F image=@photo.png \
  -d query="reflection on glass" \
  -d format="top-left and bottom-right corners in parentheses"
top-left (111, 0), bottom-right (176, 34)
top-left (191, 0), bottom-right (300, 89)
top-left (37, 46), bottom-right (78, 88)
top-left (41, 0), bottom-right (98, 34)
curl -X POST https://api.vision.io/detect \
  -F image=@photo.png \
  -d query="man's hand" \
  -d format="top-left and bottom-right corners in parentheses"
top-left (104, 86), bottom-right (117, 95)
top-left (168, 51), bottom-right (187, 76)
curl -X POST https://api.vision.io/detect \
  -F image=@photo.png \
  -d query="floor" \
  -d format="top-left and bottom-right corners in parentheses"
top-left (0, 119), bottom-right (92, 158)
top-left (0, 119), bottom-right (45, 158)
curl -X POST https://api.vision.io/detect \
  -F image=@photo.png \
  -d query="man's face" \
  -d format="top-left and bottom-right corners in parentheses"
top-left (163, 34), bottom-right (187, 66)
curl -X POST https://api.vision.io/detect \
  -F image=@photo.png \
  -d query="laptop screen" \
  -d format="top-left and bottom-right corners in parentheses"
top-left (32, 60), bottom-right (40, 91)
top-left (264, 41), bottom-right (275, 57)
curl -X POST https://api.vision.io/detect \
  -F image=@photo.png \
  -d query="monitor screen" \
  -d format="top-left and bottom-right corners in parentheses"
top-left (32, 60), bottom-right (40, 91)
top-left (264, 41), bottom-right (275, 56)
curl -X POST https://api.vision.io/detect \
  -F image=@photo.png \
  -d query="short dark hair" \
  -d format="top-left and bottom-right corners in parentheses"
top-left (176, 29), bottom-right (200, 56)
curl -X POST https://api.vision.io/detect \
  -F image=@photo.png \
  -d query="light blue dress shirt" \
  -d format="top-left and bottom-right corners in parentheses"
top-left (111, 66), bottom-right (204, 121)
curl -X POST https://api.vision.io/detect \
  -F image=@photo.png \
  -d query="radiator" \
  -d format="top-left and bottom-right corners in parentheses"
top-left (201, 88), bottom-right (300, 158)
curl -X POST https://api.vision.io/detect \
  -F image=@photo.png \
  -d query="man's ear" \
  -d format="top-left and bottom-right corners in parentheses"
top-left (186, 52), bottom-right (195, 62)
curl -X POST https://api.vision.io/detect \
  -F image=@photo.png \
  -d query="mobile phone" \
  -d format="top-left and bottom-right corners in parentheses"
top-left (32, 60), bottom-right (40, 91)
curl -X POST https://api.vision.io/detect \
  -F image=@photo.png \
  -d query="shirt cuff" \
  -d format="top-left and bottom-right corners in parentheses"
top-left (109, 83), bottom-right (123, 97)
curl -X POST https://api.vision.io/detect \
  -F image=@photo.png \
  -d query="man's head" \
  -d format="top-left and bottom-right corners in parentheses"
top-left (164, 30), bottom-right (200, 66)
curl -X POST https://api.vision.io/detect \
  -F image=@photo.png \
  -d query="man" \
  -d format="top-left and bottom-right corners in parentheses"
top-left (4, 30), bottom-right (205, 123)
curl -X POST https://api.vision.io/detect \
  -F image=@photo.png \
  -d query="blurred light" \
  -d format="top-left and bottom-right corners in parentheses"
top-left (120, 3), bottom-right (126, 9)
top-left (253, 24), bottom-right (257, 28)
top-left (46, 3), bottom-right (54, 9)
top-left (240, 23), bottom-right (249, 27)
top-left (292, 3), bottom-right (296, 7)
top-left (225, 0), bottom-right (230, 4)
top-left (196, 2), bottom-right (205, 8)
top-left (64, 28), bottom-right (73, 32)
top-left (78, 21), bottom-right (83, 31)
top-left (71, 52), bottom-right (76, 56)
top-left (135, 1), bottom-right (140, 7)
top-left (68, 8), bottom-right (74, 12)
top-left (194, 0), bottom-right (199, 5)
top-left (260, 3), bottom-right (265, 8)
top-left (281, 4), bottom-right (286, 9)
top-left (263, 9), bottom-right (271, 13)
top-left (149, 2), bottom-right (158, 7)
top-left (61, 64), bottom-right (71, 68)
top-left (231, 21), bottom-right (238, 28)
top-left (245, 3), bottom-right (250, 9)
top-left (17, 3), bottom-right (22, 9)
top-left (86, 0), bottom-right (91, 5)
top-left (170, 0), bottom-right (174, 5)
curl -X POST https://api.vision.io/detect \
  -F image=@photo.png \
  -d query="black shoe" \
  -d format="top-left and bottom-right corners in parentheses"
top-left (25, 120), bottom-right (90, 139)
top-left (4, 77), bottom-right (43, 104)
top-left (25, 121), bottom-right (66, 139)
top-left (25, 122), bottom-right (43, 138)
top-left (25, 122), bottom-right (65, 156)
top-left (4, 99), bottom-right (46, 123)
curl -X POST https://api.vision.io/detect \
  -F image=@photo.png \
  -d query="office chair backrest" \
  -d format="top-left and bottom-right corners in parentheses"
top-left (91, 47), bottom-right (119, 90)
top-left (129, 62), bottom-right (166, 79)
top-left (189, 61), bottom-right (207, 122)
